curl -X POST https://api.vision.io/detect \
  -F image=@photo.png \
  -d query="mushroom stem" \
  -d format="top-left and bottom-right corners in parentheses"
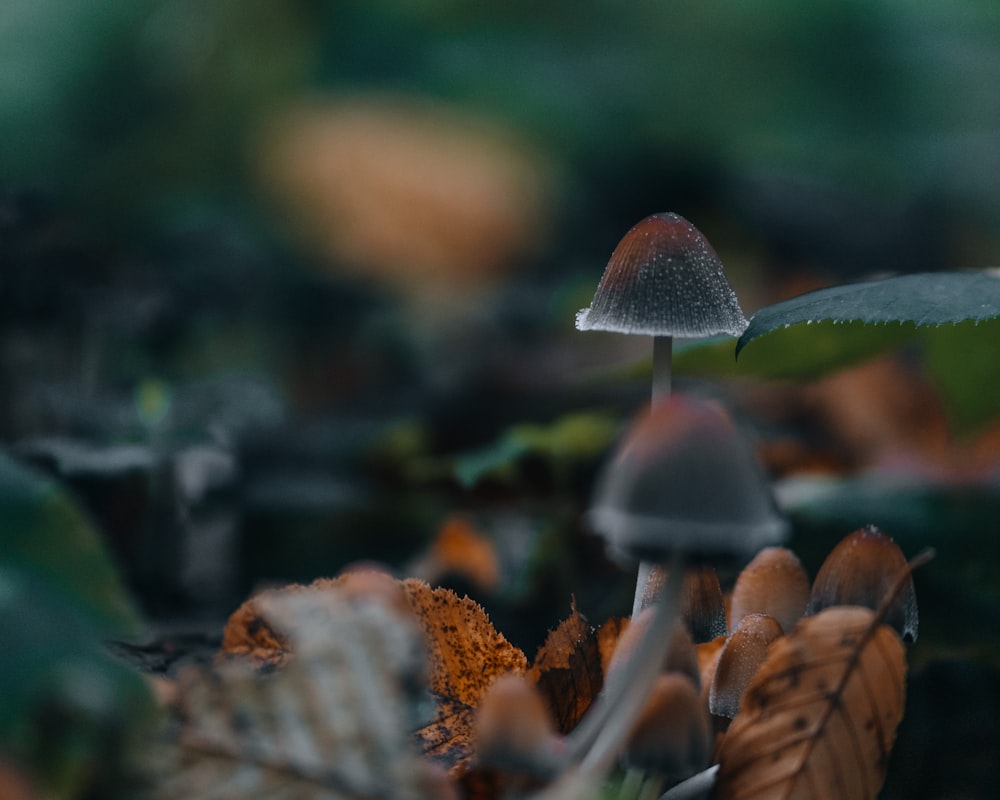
top-left (631, 561), bottom-right (657, 618)
top-left (630, 334), bottom-right (672, 618)
top-left (652, 335), bottom-right (673, 402)
top-left (569, 552), bottom-right (685, 778)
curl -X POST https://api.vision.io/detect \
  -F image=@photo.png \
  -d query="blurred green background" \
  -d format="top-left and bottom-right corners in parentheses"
top-left (2, 1), bottom-right (1000, 797)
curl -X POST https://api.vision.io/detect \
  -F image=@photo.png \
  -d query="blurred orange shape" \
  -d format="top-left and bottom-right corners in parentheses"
top-left (256, 95), bottom-right (552, 302)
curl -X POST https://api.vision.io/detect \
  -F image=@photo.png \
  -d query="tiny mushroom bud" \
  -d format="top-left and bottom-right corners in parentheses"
top-left (636, 564), bottom-right (727, 644)
top-left (623, 672), bottom-right (712, 783)
top-left (682, 566), bottom-right (728, 643)
top-left (709, 613), bottom-right (784, 720)
top-left (474, 673), bottom-right (563, 778)
top-left (729, 546), bottom-right (810, 635)
top-left (807, 525), bottom-right (918, 642)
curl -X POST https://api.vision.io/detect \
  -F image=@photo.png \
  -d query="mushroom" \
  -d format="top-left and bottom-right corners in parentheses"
top-left (589, 394), bottom-right (785, 565)
top-left (575, 212), bottom-right (747, 400)
top-left (709, 612), bottom-right (784, 722)
top-left (576, 212), bottom-right (748, 615)
top-left (622, 672), bottom-right (712, 795)
top-left (728, 546), bottom-right (810, 635)
top-left (474, 673), bottom-right (564, 780)
top-left (568, 394), bottom-right (786, 774)
top-left (807, 525), bottom-right (918, 642)
top-left (634, 564), bottom-right (727, 644)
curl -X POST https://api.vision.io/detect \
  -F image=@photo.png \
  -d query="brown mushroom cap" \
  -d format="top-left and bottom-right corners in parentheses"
top-left (575, 212), bottom-right (747, 337)
top-left (807, 525), bottom-right (919, 642)
top-left (587, 394), bottom-right (786, 563)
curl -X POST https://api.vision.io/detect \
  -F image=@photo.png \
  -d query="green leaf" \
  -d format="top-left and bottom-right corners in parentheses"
top-left (732, 271), bottom-right (1000, 428)
top-left (0, 451), bottom-right (140, 635)
top-left (673, 336), bottom-right (740, 377)
top-left (922, 322), bottom-right (1000, 433)
top-left (453, 412), bottom-right (619, 489)
top-left (738, 270), bottom-right (1000, 357)
top-left (0, 566), bottom-right (154, 797)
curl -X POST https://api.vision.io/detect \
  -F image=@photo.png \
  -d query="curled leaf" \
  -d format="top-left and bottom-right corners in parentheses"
top-left (714, 606), bottom-right (906, 800)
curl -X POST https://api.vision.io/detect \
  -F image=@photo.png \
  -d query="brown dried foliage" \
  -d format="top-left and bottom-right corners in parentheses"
top-left (212, 530), bottom-right (921, 800)
top-left (714, 606), bottom-right (906, 800)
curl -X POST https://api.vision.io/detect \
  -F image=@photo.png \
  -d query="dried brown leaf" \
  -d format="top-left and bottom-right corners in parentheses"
top-left (220, 577), bottom-right (341, 667)
top-left (596, 616), bottom-right (629, 678)
top-left (528, 606), bottom-right (612, 735)
top-left (714, 606), bottom-right (906, 800)
top-left (153, 587), bottom-right (435, 800)
top-left (220, 570), bottom-right (411, 668)
top-left (402, 579), bottom-right (526, 706)
top-left (403, 579), bottom-right (527, 775)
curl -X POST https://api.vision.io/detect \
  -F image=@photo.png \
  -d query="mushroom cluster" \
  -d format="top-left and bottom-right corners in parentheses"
top-left (567, 213), bottom-right (786, 788)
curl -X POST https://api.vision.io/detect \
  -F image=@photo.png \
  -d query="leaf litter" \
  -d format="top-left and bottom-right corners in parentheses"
top-left (147, 531), bottom-right (929, 800)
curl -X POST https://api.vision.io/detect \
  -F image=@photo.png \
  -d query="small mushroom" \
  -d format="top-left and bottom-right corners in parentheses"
top-left (623, 672), bottom-right (712, 789)
top-left (729, 546), bottom-right (810, 635)
top-left (474, 673), bottom-right (564, 779)
top-left (576, 212), bottom-right (747, 400)
top-left (637, 564), bottom-right (727, 643)
top-left (588, 395), bottom-right (786, 565)
top-left (807, 525), bottom-right (918, 641)
top-left (709, 613), bottom-right (784, 721)
top-left (569, 394), bottom-right (786, 774)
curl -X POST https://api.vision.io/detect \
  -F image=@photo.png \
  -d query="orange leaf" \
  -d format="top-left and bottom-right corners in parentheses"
top-left (220, 569), bottom-right (411, 667)
top-left (714, 606), bottom-right (906, 800)
top-left (402, 579), bottom-right (526, 705)
top-left (220, 577), bottom-right (341, 667)
top-left (403, 579), bottom-right (527, 775)
top-left (409, 514), bottom-right (501, 593)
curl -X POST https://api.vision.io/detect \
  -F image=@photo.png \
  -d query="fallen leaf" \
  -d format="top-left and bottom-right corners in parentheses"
top-left (528, 606), bottom-right (624, 735)
top-left (403, 579), bottom-right (527, 774)
top-left (714, 606), bottom-right (906, 800)
top-left (153, 586), bottom-right (436, 799)
top-left (220, 569), bottom-right (412, 668)
top-left (220, 589), bottom-right (298, 668)
top-left (256, 96), bottom-right (551, 298)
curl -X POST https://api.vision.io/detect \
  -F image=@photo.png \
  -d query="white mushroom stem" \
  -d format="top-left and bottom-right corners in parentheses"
top-left (652, 335), bottom-right (673, 401)
top-left (630, 334), bottom-right (673, 619)
top-left (563, 552), bottom-right (684, 777)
